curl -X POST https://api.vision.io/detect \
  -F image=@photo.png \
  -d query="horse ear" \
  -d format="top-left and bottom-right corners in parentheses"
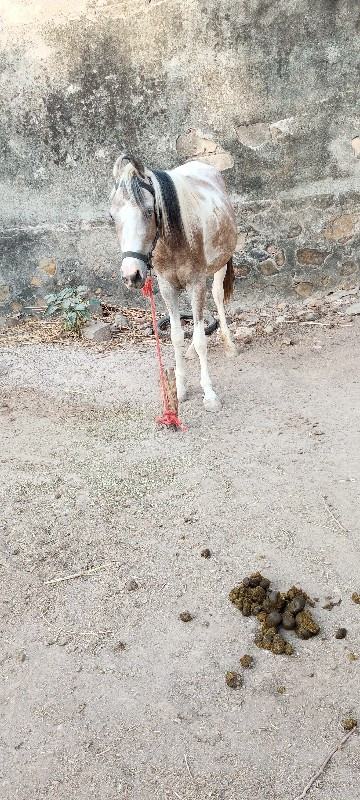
top-left (130, 156), bottom-right (145, 177)
top-left (113, 153), bottom-right (145, 183)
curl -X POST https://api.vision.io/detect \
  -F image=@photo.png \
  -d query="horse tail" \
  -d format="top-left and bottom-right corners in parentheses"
top-left (223, 257), bottom-right (235, 303)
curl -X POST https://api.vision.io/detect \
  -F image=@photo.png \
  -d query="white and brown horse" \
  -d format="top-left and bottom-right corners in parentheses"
top-left (110, 154), bottom-right (237, 411)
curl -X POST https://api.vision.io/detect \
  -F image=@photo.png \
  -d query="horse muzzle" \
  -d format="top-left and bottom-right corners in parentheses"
top-left (124, 269), bottom-right (146, 289)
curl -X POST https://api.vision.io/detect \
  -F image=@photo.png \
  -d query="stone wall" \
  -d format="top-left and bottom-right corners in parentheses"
top-left (1, 0), bottom-right (360, 318)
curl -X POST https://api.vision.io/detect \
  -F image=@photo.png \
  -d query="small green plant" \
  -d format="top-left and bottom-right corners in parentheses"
top-left (44, 286), bottom-right (90, 336)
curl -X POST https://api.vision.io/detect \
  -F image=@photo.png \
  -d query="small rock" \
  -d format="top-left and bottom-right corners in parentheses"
top-left (200, 548), bottom-right (211, 559)
top-left (233, 326), bottom-right (253, 344)
top-left (179, 611), bottom-right (193, 622)
top-left (225, 671), bottom-right (242, 689)
top-left (142, 327), bottom-right (153, 336)
top-left (126, 579), bottom-right (139, 592)
top-left (297, 249), bottom-right (330, 265)
top-left (258, 259), bottom-right (279, 276)
top-left (16, 651), bottom-right (26, 663)
top-left (83, 320), bottom-right (111, 342)
top-left (114, 312), bottom-right (130, 329)
top-left (348, 652), bottom-right (358, 662)
top-left (323, 598), bottom-right (342, 610)
top-left (282, 336), bottom-right (295, 346)
top-left (277, 686), bottom-right (286, 694)
top-left (275, 316), bottom-right (285, 325)
top-left (351, 592), bottom-right (360, 604)
top-left (345, 303), bottom-right (360, 316)
top-left (57, 635), bottom-right (72, 647)
top-left (335, 628), bottom-right (347, 639)
top-left (342, 717), bottom-right (357, 731)
top-left (294, 282), bottom-right (314, 298)
top-left (55, 491), bottom-right (62, 499)
top-left (77, 702), bottom-right (86, 713)
top-left (303, 311), bottom-right (319, 321)
top-left (246, 315), bottom-right (260, 327)
top-left (113, 641), bottom-right (126, 652)
top-left (287, 224), bottom-right (302, 238)
top-left (264, 324), bottom-right (274, 334)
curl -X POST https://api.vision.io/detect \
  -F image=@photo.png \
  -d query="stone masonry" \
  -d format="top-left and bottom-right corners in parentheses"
top-left (0, 0), bottom-right (360, 316)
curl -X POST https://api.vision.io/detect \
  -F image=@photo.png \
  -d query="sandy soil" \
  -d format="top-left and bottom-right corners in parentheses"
top-left (0, 313), bottom-right (359, 800)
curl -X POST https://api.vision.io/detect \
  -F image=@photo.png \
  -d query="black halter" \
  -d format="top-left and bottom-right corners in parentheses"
top-left (121, 178), bottom-right (161, 271)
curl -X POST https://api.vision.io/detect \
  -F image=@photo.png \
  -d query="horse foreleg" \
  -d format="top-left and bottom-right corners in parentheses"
top-left (157, 277), bottom-right (187, 402)
top-left (212, 266), bottom-right (236, 356)
top-left (189, 281), bottom-right (220, 412)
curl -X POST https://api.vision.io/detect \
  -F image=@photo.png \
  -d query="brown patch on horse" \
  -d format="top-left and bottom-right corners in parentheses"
top-left (223, 258), bottom-right (234, 303)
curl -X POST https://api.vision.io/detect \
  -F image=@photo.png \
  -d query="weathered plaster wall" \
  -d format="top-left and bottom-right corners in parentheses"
top-left (1, 0), bottom-right (360, 317)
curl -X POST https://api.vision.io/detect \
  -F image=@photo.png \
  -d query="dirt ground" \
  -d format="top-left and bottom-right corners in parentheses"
top-left (1, 305), bottom-right (359, 800)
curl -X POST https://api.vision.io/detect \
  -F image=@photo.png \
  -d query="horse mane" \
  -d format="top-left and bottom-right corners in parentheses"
top-left (111, 153), bottom-right (202, 246)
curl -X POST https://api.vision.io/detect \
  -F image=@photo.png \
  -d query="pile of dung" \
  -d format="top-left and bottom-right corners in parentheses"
top-left (229, 572), bottom-right (319, 655)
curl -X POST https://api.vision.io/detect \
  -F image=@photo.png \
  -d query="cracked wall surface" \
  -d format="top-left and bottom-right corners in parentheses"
top-left (0, 0), bottom-right (360, 315)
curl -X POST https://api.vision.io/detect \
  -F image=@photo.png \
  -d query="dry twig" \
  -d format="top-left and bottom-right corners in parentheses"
top-left (292, 727), bottom-right (357, 800)
top-left (323, 495), bottom-right (348, 534)
top-left (44, 564), bottom-right (110, 585)
top-left (184, 753), bottom-right (196, 785)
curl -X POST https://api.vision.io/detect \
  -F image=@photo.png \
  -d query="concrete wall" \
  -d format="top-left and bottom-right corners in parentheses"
top-left (1, 0), bottom-right (360, 317)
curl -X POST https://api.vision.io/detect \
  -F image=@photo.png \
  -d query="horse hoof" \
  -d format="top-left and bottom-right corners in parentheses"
top-left (203, 394), bottom-right (221, 412)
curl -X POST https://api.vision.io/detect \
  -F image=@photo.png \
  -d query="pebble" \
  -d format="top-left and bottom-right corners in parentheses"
top-left (245, 315), bottom-right (260, 327)
top-left (113, 641), bottom-right (126, 651)
top-left (233, 326), bottom-right (253, 344)
top-left (83, 320), bottom-right (111, 342)
top-left (200, 548), bottom-right (211, 558)
top-left (126, 579), bottom-right (139, 591)
top-left (335, 628), bottom-right (347, 639)
top-left (345, 302), bottom-right (360, 316)
top-left (16, 651), bottom-right (26, 663)
top-left (303, 311), bottom-right (319, 321)
top-left (114, 313), bottom-right (130, 329)
top-left (264, 324), bottom-right (274, 334)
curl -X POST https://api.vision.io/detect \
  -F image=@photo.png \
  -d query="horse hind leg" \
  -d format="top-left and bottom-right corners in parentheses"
top-left (190, 279), bottom-right (221, 412)
top-left (212, 263), bottom-right (236, 357)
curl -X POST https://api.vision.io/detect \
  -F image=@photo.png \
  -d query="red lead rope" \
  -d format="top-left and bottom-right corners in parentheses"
top-left (142, 274), bottom-right (187, 431)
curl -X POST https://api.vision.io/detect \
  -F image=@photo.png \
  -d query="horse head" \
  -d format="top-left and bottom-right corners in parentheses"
top-left (110, 154), bottom-right (159, 289)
